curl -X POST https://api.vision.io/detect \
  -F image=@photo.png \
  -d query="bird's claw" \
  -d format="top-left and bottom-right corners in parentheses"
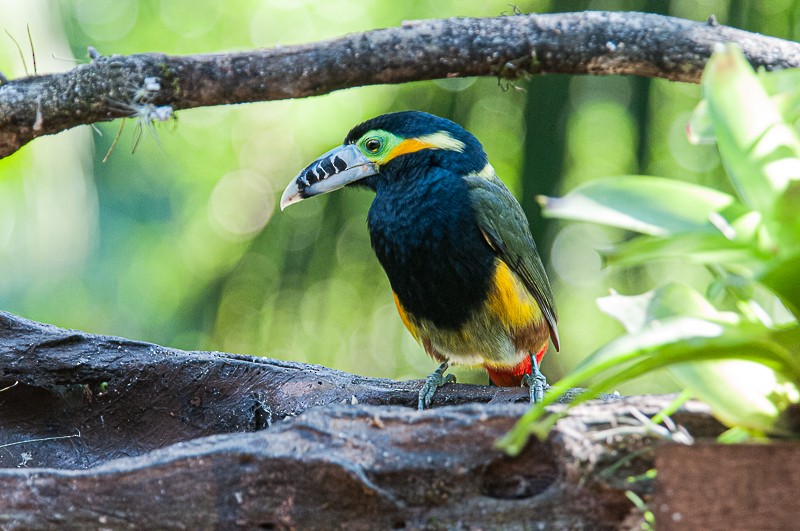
top-left (522, 372), bottom-right (547, 404)
top-left (418, 362), bottom-right (455, 410)
top-left (522, 354), bottom-right (547, 404)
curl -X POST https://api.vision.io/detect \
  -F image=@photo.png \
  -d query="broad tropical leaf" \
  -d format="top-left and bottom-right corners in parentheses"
top-left (538, 177), bottom-right (736, 236)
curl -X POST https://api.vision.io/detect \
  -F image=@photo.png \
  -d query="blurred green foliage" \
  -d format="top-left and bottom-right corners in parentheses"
top-left (500, 44), bottom-right (800, 453)
top-left (0, 1), bottom-right (798, 388)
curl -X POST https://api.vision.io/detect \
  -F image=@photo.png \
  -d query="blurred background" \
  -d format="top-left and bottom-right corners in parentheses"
top-left (0, 0), bottom-right (796, 391)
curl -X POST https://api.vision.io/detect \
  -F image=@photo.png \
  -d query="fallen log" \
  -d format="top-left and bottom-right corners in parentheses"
top-left (0, 312), bottom-right (724, 529)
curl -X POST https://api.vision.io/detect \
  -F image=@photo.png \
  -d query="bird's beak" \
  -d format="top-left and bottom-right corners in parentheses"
top-left (280, 144), bottom-right (379, 210)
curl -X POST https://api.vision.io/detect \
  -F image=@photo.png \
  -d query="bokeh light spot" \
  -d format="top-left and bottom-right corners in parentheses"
top-left (159, 0), bottom-right (220, 39)
top-left (210, 170), bottom-right (275, 240)
top-left (74, 0), bottom-right (138, 42)
top-left (551, 223), bottom-right (610, 286)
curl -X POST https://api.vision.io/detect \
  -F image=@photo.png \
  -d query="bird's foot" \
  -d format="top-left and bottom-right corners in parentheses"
top-left (418, 362), bottom-right (456, 410)
top-left (521, 354), bottom-right (547, 404)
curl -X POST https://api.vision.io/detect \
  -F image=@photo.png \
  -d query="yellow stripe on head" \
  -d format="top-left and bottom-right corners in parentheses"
top-left (487, 261), bottom-right (542, 329)
top-left (384, 131), bottom-right (465, 163)
top-left (417, 131), bottom-right (466, 152)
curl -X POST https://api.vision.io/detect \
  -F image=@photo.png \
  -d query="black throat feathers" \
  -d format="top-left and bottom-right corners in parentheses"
top-left (366, 163), bottom-right (496, 330)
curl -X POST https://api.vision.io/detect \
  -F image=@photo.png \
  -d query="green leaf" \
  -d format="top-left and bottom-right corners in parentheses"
top-left (500, 315), bottom-right (800, 454)
top-left (669, 357), bottom-right (799, 434)
top-left (689, 68), bottom-right (800, 144)
top-left (687, 100), bottom-right (715, 144)
top-left (772, 180), bottom-right (800, 256)
top-left (575, 320), bottom-right (800, 435)
top-left (704, 44), bottom-right (800, 215)
top-left (716, 426), bottom-right (763, 443)
top-left (538, 177), bottom-right (736, 236)
top-left (596, 283), bottom-right (736, 335)
top-left (602, 232), bottom-right (764, 273)
top-left (714, 202), bottom-right (763, 244)
top-left (650, 389), bottom-right (693, 425)
top-left (599, 284), bottom-right (800, 434)
top-left (758, 68), bottom-right (800, 123)
top-left (505, 52), bottom-right (800, 454)
top-left (760, 253), bottom-right (800, 318)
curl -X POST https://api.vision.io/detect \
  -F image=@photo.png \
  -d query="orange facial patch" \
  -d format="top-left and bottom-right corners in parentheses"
top-left (385, 138), bottom-right (435, 163)
top-left (486, 261), bottom-right (541, 329)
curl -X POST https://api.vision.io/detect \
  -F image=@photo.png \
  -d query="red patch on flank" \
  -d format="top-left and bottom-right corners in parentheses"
top-left (484, 347), bottom-right (547, 387)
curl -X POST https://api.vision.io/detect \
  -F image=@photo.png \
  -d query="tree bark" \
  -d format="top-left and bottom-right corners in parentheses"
top-left (1, 11), bottom-right (799, 159)
top-left (0, 311), bottom-right (725, 529)
top-left (656, 443), bottom-right (800, 531)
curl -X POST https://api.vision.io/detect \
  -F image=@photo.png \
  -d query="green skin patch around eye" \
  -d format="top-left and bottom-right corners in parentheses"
top-left (357, 130), bottom-right (466, 164)
top-left (356, 130), bottom-right (405, 162)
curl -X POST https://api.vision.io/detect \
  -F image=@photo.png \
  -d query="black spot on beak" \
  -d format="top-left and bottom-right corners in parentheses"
top-left (302, 169), bottom-right (315, 188)
top-left (320, 157), bottom-right (336, 176)
top-left (333, 156), bottom-right (347, 172)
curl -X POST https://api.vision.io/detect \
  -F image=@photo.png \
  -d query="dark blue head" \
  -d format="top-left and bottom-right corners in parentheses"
top-left (281, 111), bottom-right (490, 208)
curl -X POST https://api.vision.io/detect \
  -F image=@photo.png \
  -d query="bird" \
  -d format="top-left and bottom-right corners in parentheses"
top-left (281, 111), bottom-right (559, 409)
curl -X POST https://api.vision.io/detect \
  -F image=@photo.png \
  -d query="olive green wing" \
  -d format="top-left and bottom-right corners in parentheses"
top-left (465, 173), bottom-right (560, 350)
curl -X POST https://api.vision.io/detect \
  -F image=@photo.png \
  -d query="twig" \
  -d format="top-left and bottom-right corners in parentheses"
top-left (586, 407), bottom-right (694, 444)
top-left (26, 24), bottom-right (36, 76)
top-left (4, 28), bottom-right (29, 77)
top-left (0, 429), bottom-right (81, 450)
top-left (102, 117), bottom-right (126, 163)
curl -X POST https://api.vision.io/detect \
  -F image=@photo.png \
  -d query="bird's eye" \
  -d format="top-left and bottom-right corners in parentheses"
top-left (365, 138), bottom-right (382, 153)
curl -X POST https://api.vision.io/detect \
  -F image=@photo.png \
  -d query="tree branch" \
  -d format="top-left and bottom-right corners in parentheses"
top-left (1, 11), bottom-right (799, 159)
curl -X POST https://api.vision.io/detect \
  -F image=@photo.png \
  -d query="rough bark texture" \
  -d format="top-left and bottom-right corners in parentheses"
top-left (656, 443), bottom-right (800, 531)
top-left (1, 11), bottom-right (799, 159)
top-left (0, 311), bottom-right (726, 529)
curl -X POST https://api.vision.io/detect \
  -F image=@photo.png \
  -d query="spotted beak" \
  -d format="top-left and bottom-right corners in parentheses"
top-left (280, 144), bottom-right (379, 210)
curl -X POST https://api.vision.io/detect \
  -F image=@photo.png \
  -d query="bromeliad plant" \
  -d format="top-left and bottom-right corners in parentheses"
top-left (500, 44), bottom-right (800, 454)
